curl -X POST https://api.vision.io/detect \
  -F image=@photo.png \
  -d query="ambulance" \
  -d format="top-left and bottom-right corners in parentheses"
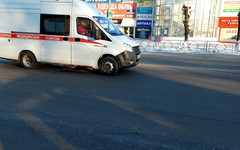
top-left (0, 0), bottom-right (141, 75)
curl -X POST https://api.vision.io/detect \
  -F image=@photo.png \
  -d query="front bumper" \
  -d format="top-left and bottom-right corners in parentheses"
top-left (116, 46), bottom-right (141, 68)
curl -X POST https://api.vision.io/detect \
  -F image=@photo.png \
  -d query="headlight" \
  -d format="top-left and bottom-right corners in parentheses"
top-left (123, 43), bottom-right (132, 52)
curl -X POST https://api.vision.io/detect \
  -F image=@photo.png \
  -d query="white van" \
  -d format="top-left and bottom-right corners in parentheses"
top-left (0, 0), bottom-right (141, 75)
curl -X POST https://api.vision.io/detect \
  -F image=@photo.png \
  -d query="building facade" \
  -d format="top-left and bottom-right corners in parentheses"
top-left (153, 0), bottom-right (222, 38)
top-left (85, 0), bottom-right (235, 39)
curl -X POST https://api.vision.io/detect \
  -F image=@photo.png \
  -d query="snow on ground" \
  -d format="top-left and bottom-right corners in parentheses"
top-left (136, 37), bottom-right (240, 55)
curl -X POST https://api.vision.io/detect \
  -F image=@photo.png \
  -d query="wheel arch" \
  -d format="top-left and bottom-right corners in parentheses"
top-left (97, 54), bottom-right (121, 69)
top-left (18, 50), bottom-right (38, 62)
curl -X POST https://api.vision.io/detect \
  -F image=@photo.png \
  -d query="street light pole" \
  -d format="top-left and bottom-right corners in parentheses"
top-left (151, 0), bottom-right (155, 37)
top-left (108, 0), bottom-right (111, 18)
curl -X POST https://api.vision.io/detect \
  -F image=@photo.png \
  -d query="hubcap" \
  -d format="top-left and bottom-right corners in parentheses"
top-left (103, 61), bottom-right (114, 73)
top-left (23, 55), bottom-right (32, 67)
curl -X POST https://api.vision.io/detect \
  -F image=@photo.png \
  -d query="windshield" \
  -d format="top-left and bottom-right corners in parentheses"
top-left (93, 16), bottom-right (123, 36)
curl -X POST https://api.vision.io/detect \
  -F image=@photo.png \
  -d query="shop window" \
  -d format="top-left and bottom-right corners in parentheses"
top-left (41, 14), bottom-right (70, 36)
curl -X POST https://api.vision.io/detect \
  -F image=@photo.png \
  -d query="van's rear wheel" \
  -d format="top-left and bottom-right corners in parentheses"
top-left (20, 52), bottom-right (38, 69)
top-left (99, 56), bottom-right (119, 75)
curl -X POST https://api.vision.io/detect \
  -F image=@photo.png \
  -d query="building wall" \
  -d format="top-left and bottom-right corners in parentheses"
top-left (153, 0), bottom-right (222, 38)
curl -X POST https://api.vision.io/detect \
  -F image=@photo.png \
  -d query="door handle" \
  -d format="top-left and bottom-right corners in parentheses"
top-left (75, 38), bottom-right (81, 42)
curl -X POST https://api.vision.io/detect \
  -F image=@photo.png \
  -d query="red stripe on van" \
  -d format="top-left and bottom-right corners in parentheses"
top-left (69, 37), bottom-right (75, 42)
top-left (0, 33), bottom-right (11, 38)
top-left (0, 32), bottom-right (102, 45)
top-left (81, 38), bottom-right (102, 45)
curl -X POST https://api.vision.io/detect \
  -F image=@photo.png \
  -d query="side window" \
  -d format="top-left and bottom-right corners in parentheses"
top-left (76, 18), bottom-right (91, 37)
top-left (41, 14), bottom-right (70, 36)
top-left (77, 17), bottom-right (109, 41)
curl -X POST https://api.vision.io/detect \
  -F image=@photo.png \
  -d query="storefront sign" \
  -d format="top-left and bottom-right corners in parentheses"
top-left (137, 1), bottom-right (152, 7)
top-left (219, 28), bottom-right (238, 42)
top-left (135, 27), bottom-right (151, 39)
top-left (85, 0), bottom-right (122, 3)
top-left (123, 0), bottom-right (137, 2)
top-left (136, 14), bottom-right (152, 20)
top-left (126, 9), bottom-right (136, 15)
top-left (218, 17), bottom-right (238, 28)
top-left (136, 0), bottom-right (152, 20)
top-left (91, 3), bottom-right (137, 18)
top-left (112, 19), bottom-right (122, 24)
top-left (136, 20), bottom-right (152, 27)
top-left (137, 7), bottom-right (152, 14)
top-left (220, 0), bottom-right (240, 17)
top-left (218, 0), bottom-right (239, 43)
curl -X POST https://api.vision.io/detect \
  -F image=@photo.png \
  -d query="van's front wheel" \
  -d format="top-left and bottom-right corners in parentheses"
top-left (99, 56), bottom-right (119, 75)
top-left (20, 51), bottom-right (38, 69)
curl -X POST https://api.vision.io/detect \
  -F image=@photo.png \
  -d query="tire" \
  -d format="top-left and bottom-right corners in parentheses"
top-left (20, 51), bottom-right (38, 69)
top-left (99, 56), bottom-right (119, 75)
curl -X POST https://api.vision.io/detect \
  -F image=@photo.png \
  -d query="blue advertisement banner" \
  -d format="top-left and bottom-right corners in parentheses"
top-left (127, 10), bottom-right (136, 15)
top-left (135, 27), bottom-right (151, 39)
top-left (137, 7), bottom-right (152, 14)
top-left (136, 14), bottom-right (152, 20)
top-left (85, 0), bottom-right (122, 3)
top-left (136, 20), bottom-right (152, 27)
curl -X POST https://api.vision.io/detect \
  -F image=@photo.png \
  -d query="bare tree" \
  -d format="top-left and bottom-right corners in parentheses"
top-left (182, 5), bottom-right (191, 42)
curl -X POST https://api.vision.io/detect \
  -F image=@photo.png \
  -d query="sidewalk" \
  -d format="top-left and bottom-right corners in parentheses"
top-left (135, 37), bottom-right (240, 55)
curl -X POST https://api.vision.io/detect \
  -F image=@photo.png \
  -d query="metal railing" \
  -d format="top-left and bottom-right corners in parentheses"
top-left (138, 39), bottom-right (240, 54)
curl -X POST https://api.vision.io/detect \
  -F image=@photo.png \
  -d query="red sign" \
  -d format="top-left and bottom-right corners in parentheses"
top-left (91, 3), bottom-right (137, 18)
top-left (218, 17), bottom-right (239, 28)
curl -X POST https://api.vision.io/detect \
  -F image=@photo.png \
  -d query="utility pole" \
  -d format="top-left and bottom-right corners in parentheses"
top-left (235, 12), bottom-right (240, 52)
top-left (237, 12), bottom-right (240, 41)
top-left (236, 12), bottom-right (240, 52)
top-left (107, 0), bottom-right (111, 20)
top-left (151, 0), bottom-right (155, 37)
top-left (182, 5), bottom-right (191, 42)
top-left (108, 0), bottom-right (111, 13)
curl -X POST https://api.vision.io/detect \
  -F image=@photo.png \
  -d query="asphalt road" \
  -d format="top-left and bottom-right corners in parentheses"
top-left (0, 53), bottom-right (240, 150)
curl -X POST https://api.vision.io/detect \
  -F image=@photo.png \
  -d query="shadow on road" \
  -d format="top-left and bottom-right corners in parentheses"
top-left (0, 55), bottom-right (240, 150)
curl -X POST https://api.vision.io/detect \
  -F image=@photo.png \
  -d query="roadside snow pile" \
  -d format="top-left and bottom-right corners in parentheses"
top-left (141, 46), bottom-right (238, 55)
top-left (136, 37), bottom-right (240, 55)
